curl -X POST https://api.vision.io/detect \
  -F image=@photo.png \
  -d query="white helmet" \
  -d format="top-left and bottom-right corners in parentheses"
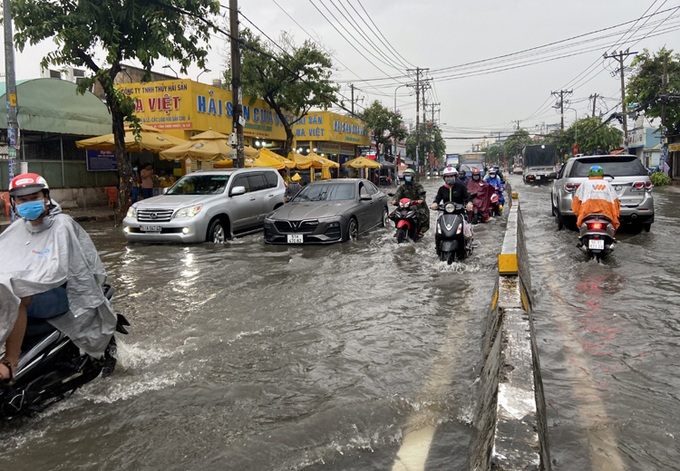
top-left (442, 166), bottom-right (458, 177)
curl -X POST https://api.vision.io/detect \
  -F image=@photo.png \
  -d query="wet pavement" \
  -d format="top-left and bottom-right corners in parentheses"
top-left (1, 175), bottom-right (679, 470)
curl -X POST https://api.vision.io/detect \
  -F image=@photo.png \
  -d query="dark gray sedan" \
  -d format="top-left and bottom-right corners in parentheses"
top-left (263, 179), bottom-right (389, 244)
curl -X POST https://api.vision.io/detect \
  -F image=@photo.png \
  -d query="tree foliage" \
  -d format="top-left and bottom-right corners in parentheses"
top-left (358, 100), bottom-right (407, 157)
top-left (626, 47), bottom-right (680, 136)
top-left (547, 117), bottom-right (622, 156)
top-left (12, 0), bottom-right (220, 223)
top-left (406, 123), bottom-right (445, 167)
top-left (484, 142), bottom-right (504, 165)
top-left (227, 30), bottom-right (339, 156)
top-left (503, 129), bottom-right (533, 160)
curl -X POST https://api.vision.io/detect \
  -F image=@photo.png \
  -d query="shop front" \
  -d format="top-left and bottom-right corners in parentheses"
top-left (118, 79), bottom-right (288, 174)
top-left (292, 111), bottom-right (370, 179)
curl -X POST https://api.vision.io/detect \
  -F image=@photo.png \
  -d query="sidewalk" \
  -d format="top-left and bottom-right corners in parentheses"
top-left (0, 206), bottom-right (115, 234)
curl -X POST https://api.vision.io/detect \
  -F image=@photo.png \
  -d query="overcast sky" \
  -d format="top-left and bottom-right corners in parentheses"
top-left (6, 0), bottom-right (680, 153)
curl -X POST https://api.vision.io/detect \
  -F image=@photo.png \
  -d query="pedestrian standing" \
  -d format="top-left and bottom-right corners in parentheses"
top-left (130, 165), bottom-right (141, 204)
top-left (140, 163), bottom-right (154, 199)
top-left (285, 173), bottom-right (303, 202)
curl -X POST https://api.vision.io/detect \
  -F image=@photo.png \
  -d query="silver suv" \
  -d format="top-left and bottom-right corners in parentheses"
top-left (123, 168), bottom-right (285, 243)
top-left (550, 154), bottom-right (654, 231)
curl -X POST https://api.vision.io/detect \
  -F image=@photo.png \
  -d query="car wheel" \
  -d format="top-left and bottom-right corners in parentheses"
top-left (345, 217), bottom-right (358, 241)
top-left (555, 211), bottom-right (564, 230)
top-left (381, 207), bottom-right (389, 227)
top-left (643, 223), bottom-right (651, 232)
top-left (207, 219), bottom-right (228, 243)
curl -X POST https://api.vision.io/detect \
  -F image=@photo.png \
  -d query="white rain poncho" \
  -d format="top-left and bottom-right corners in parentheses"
top-left (0, 202), bottom-right (116, 357)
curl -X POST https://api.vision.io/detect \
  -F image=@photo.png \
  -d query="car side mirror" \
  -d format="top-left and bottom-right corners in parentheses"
top-left (360, 194), bottom-right (372, 201)
top-left (548, 172), bottom-right (557, 179)
top-left (162, 187), bottom-right (169, 194)
top-left (230, 186), bottom-right (246, 196)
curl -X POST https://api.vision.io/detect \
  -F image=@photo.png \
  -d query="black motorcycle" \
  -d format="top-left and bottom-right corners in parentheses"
top-left (0, 285), bottom-right (129, 419)
top-left (435, 202), bottom-right (474, 264)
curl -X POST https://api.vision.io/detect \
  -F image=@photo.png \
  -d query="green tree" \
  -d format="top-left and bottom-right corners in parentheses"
top-left (12, 0), bottom-right (220, 223)
top-left (503, 129), bottom-right (533, 162)
top-left (626, 48), bottom-right (680, 135)
top-left (405, 123), bottom-right (445, 168)
top-left (227, 30), bottom-right (339, 156)
top-left (548, 117), bottom-right (622, 156)
top-left (358, 100), bottom-right (407, 158)
top-left (484, 142), bottom-right (504, 165)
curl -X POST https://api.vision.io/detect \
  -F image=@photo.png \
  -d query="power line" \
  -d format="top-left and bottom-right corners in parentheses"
top-left (355, 0), bottom-right (415, 69)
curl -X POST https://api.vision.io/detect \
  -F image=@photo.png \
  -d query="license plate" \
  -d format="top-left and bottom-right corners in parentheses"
top-left (588, 239), bottom-right (605, 250)
top-left (287, 234), bottom-right (304, 244)
top-left (536, 175), bottom-right (542, 180)
top-left (140, 225), bottom-right (162, 232)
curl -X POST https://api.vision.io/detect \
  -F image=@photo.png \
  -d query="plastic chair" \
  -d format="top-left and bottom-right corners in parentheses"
top-left (104, 186), bottom-right (118, 208)
top-left (0, 192), bottom-right (11, 217)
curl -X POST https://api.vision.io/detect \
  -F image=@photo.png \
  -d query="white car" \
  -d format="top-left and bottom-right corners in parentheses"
top-left (123, 168), bottom-right (285, 243)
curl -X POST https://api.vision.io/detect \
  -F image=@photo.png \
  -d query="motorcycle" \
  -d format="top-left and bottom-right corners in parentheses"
top-left (576, 214), bottom-right (616, 261)
top-left (435, 202), bottom-right (474, 264)
top-left (391, 197), bottom-right (424, 243)
top-left (0, 285), bottom-right (129, 419)
top-left (489, 187), bottom-right (504, 217)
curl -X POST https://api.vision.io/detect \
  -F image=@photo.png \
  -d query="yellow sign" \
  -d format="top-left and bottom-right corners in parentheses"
top-left (117, 79), bottom-right (288, 141)
top-left (9, 93), bottom-right (17, 107)
top-left (293, 111), bottom-right (370, 146)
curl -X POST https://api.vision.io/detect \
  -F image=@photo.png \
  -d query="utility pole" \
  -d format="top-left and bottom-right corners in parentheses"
top-left (604, 49), bottom-right (636, 145)
top-left (229, 0), bottom-right (244, 168)
top-left (350, 83), bottom-right (355, 116)
top-left (660, 54), bottom-right (669, 172)
top-left (589, 93), bottom-right (599, 117)
top-left (4, 0), bottom-right (20, 183)
top-left (551, 89), bottom-right (573, 132)
top-left (407, 67), bottom-right (428, 172)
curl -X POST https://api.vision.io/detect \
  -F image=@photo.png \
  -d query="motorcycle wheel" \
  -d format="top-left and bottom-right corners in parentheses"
top-left (441, 251), bottom-right (455, 265)
top-left (396, 228), bottom-right (407, 243)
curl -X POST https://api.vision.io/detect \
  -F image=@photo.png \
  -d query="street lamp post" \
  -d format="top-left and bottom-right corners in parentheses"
top-left (162, 65), bottom-right (179, 78)
top-left (197, 69), bottom-right (211, 82)
top-left (568, 108), bottom-right (578, 155)
top-left (392, 83), bottom-right (410, 164)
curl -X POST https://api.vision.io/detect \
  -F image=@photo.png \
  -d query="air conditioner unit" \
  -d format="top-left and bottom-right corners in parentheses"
top-left (40, 68), bottom-right (62, 79)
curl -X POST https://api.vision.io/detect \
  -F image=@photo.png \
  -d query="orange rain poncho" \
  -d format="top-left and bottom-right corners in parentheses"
top-left (571, 178), bottom-right (621, 230)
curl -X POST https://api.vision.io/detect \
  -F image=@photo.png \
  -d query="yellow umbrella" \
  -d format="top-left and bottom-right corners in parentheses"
top-left (258, 148), bottom-right (295, 169)
top-left (244, 151), bottom-right (287, 170)
top-left (159, 128), bottom-right (233, 162)
top-left (342, 156), bottom-right (382, 169)
top-left (308, 151), bottom-right (340, 169)
top-left (76, 123), bottom-right (188, 153)
top-left (288, 152), bottom-right (323, 170)
top-left (244, 145), bottom-right (259, 158)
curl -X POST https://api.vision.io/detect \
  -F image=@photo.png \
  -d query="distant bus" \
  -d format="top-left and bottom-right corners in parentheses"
top-left (445, 154), bottom-right (460, 168)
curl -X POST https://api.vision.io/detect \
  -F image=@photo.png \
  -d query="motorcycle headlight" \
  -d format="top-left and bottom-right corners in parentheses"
top-left (444, 203), bottom-right (455, 213)
top-left (126, 205), bottom-right (137, 218)
top-left (174, 204), bottom-right (203, 219)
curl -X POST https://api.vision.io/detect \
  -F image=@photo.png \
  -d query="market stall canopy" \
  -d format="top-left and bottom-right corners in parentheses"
top-left (258, 148), bottom-right (295, 168)
top-left (343, 156), bottom-right (382, 169)
top-left (244, 145), bottom-right (259, 158)
top-left (76, 123), bottom-right (188, 153)
top-left (244, 149), bottom-right (291, 170)
top-left (159, 128), bottom-right (233, 162)
top-left (308, 151), bottom-right (340, 168)
top-left (288, 152), bottom-right (323, 170)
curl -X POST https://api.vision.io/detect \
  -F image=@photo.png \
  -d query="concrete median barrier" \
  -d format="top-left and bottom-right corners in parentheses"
top-left (469, 193), bottom-right (550, 470)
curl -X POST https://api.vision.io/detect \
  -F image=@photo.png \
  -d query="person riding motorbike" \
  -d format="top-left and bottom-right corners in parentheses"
top-left (483, 168), bottom-right (505, 215)
top-left (391, 168), bottom-right (429, 236)
top-left (431, 166), bottom-right (471, 209)
top-left (465, 168), bottom-right (493, 223)
top-left (571, 165), bottom-right (621, 231)
top-left (0, 173), bottom-right (117, 383)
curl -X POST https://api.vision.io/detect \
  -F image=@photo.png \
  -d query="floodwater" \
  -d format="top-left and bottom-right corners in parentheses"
top-left (516, 174), bottom-right (680, 471)
top-left (1, 175), bottom-right (678, 471)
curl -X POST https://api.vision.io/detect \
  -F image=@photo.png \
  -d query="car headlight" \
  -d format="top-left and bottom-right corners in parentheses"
top-left (174, 204), bottom-right (203, 219)
top-left (126, 206), bottom-right (137, 218)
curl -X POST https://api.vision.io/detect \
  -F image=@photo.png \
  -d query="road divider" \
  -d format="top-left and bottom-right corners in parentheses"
top-left (469, 193), bottom-right (551, 470)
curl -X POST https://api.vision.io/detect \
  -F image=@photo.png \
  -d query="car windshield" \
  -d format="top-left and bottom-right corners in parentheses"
top-left (570, 157), bottom-right (647, 177)
top-left (292, 183), bottom-right (355, 202)
top-left (166, 174), bottom-right (230, 195)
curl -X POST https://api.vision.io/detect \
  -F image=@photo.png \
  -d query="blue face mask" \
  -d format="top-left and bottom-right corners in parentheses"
top-left (404, 176), bottom-right (412, 183)
top-left (17, 200), bottom-right (46, 221)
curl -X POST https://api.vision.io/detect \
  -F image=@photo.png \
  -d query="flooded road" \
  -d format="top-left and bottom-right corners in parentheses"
top-left (515, 174), bottom-right (680, 471)
top-left (2, 176), bottom-right (678, 470)
top-left (1, 179), bottom-right (504, 471)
